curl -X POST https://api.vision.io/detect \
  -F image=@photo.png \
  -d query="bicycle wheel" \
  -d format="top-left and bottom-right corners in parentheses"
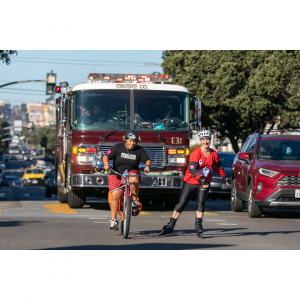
top-left (123, 195), bottom-right (132, 239)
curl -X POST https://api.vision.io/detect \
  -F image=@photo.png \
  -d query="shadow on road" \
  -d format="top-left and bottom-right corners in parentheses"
top-left (39, 242), bottom-right (233, 250)
top-left (0, 220), bottom-right (44, 227)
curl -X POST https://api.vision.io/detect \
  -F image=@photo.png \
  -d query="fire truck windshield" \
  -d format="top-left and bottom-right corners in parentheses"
top-left (134, 90), bottom-right (189, 132)
top-left (72, 90), bottom-right (130, 130)
top-left (72, 90), bottom-right (189, 132)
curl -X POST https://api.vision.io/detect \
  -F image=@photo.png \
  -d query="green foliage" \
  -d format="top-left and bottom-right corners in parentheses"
top-left (162, 51), bottom-right (300, 153)
top-left (28, 125), bottom-right (56, 155)
top-left (0, 50), bottom-right (18, 65)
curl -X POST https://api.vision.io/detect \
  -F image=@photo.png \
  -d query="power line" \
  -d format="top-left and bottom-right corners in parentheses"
top-left (0, 91), bottom-right (47, 96)
top-left (0, 88), bottom-right (45, 92)
top-left (14, 56), bottom-right (161, 65)
top-left (11, 59), bottom-right (161, 67)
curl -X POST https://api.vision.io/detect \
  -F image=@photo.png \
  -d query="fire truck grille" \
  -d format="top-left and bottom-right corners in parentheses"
top-left (99, 145), bottom-right (165, 167)
top-left (276, 176), bottom-right (300, 187)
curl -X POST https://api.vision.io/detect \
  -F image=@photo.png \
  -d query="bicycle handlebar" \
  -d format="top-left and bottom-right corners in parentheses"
top-left (109, 168), bottom-right (147, 177)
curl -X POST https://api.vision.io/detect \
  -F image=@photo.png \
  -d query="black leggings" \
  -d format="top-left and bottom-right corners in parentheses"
top-left (174, 181), bottom-right (210, 213)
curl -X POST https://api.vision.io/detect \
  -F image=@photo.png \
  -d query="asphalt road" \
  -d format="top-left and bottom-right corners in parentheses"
top-left (1, 185), bottom-right (300, 250)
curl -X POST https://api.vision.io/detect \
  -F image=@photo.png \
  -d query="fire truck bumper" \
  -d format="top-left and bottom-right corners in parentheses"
top-left (70, 174), bottom-right (184, 189)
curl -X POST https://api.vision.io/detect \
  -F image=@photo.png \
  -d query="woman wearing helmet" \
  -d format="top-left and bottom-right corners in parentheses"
top-left (102, 130), bottom-right (151, 231)
top-left (159, 129), bottom-right (230, 238)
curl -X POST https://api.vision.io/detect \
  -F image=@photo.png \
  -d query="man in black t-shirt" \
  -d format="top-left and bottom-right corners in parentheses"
top-left (102, 130), bottom-right (151, 231)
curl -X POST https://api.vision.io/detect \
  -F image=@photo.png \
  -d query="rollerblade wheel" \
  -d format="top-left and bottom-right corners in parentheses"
top-left (197, 233), bottom-right (203, 238)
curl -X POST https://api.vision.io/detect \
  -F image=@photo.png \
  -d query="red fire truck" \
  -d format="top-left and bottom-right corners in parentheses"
top-left (55, 73), bottom-right (200, 210)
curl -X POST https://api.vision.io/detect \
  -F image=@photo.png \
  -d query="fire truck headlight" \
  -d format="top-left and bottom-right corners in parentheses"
top-left (168, 157), bottom-right (176, 164)
top-left (77, 156), bottom-right (87, 162)
top-left (176, 158), bottom-right (186, 164)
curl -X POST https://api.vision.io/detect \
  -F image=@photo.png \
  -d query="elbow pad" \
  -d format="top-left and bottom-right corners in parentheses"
top-left (189, 161), bottom-right (199, 176)
top-left (215, 160), bottom-right (225, 172)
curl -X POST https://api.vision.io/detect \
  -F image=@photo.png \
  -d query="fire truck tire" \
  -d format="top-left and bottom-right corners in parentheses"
top-left (57, 187), bottom-right (68, 203)
top-left (164, 194), bottom-right (180, 211)
top-left (68, 188), bottom-right (86, 208)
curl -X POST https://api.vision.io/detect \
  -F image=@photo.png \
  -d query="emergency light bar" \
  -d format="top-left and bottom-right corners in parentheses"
top-left (88, 73), bottom-right (173, 83)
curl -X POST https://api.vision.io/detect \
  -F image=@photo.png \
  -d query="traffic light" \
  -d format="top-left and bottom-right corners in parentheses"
top-left (46, 72), bottom-right (56, 95)
top-left (40, 135), bottom-right (48, 148)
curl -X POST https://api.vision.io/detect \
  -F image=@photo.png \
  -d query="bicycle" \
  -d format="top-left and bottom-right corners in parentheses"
top-left (109, 168), bottom-right (145, 239)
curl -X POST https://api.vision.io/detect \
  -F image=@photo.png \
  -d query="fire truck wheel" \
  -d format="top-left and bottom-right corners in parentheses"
top-left (68, 188), bottom-right (86, 208)
top-left (57, 186), bottom-right (68, 203)
top-left (164, 194), bottom-right (180, 211)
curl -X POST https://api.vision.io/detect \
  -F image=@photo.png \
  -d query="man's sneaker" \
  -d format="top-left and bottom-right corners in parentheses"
top-left (132, 200), bottom-right (141, 216)
top-left (110, 219), bottom-right (118, 231)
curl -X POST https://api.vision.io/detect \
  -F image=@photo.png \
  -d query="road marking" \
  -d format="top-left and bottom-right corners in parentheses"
top-left (205, 220), bottom-right (226, 221)
top-left (94, 222), bottom-right (110, 223)
top-left (43, 203), bottom-right (77, 214)
top-left (218, 223), bottom-right (237, 225)
top-left (0, 194), bottom-right (5, 197)
top-left (140, 211), bottom-right (152, 215)
top-left (24, 194), bottom-right (29, 197)
top-left (204, 212), bottom-right (219, 215)
top-left (89, 218), bottom-right (107, 219)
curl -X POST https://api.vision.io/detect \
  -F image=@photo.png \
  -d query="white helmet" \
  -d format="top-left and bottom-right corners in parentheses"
top-left (198, 129), bottom-right (212, 139)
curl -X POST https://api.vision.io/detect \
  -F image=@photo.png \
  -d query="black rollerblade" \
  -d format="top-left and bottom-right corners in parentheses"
top-left (195, 217), bottom-right (204, 238)
top-left (159, 217), bottom-right (177, 236)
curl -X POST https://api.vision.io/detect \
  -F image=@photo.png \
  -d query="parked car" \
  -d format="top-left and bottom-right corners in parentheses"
top-left (22, 168), bottom-right (45, 186)
top-left (2, 175), bottom-right (23, 187)
top-left (208, 152), bottom-right (235, 198)
top-left (44, 169), bottom-right (57, 197)
top-left (231, 129), bottom-right (300, 218)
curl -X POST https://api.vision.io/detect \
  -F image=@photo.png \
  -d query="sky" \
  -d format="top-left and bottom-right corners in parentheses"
top-left (0, 50), bottom-right (164, 106)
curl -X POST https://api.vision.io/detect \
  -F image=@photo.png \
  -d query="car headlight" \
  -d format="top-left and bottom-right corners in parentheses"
top-left (259, 168), bottom-right (279, 178)
top-left (24, 177), bottom-right (28, 180)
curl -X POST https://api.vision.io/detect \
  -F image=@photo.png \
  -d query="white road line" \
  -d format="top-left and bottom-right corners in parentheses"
top-left (94, 222), bottom-right (110, 223)
top-left (89, 218), bottom-right (107, 219)
top-left (205, 220), bottom-right (226, 221)
top-left (218, 223), bottom-right (237, 225)
top-left (0, 194), bottom-right (5, 197)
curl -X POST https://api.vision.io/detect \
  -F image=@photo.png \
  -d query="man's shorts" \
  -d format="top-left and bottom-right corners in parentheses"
top-left (108, 170), bottom-right (141, 192)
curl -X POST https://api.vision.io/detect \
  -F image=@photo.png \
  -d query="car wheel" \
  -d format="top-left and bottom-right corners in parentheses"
top-left (231, 179), bottom-right (244, 212)
top-left (247, 182), bottom-right (261, 218)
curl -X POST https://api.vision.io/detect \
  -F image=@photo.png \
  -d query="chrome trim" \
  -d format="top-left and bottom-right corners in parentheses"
top-left (269, 202), bottom-right (300, 206)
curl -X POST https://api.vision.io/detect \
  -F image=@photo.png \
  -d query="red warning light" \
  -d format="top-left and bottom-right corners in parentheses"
top-left (55, 86), bottom-right (61, 93)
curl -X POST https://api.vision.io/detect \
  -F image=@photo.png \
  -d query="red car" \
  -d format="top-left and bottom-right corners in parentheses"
top-left (231, 130), bottom-right (300, 217)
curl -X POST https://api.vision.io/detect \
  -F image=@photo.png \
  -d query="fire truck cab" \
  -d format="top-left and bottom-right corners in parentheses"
top-left (55, 73), bottom-right (194, 210)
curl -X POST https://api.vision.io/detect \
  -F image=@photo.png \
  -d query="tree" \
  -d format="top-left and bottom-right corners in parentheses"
top-left (28, 125), bottom-right (56, 156)
top-left (0, 50), bottom-right (18, 65)
top-left (162, 50), bottom-right (300, 152)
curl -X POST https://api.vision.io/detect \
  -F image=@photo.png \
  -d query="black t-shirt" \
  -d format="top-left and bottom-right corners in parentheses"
top-left (106, 143), bottom-right (150, 175)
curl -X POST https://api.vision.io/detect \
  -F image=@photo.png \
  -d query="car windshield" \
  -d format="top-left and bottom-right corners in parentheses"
top-left (72, 90), bottom-right (189, 132)
top-left (26, 170), bottom-right (44, 174)
top-left (257, 140), bottom-right (300, 160)
top-left (217, 153), bottom-right (235, 167)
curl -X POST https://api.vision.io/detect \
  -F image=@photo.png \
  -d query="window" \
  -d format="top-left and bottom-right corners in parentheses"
top-left (240, 138), bottom-right (251, 153)
top-left (248, 139), bottom-right (256, 160)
